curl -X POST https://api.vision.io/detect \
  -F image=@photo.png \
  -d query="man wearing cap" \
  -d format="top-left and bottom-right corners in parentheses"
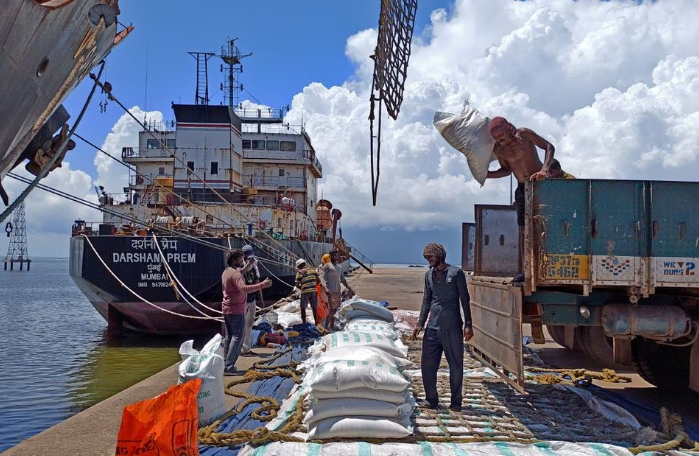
top-left (295, 259), bottom-right (319, 324)
top-left (410, 243), bottom-right (473, 412)
top-left (318, 250), bottom-right (354, 329)
top-left (240, 244), bottom-right (263, 356)
top-left (486, 117), bottom-right (556, 282)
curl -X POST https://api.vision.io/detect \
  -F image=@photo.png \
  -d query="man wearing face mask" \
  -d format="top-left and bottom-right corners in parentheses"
top-left (221, 249), bottom-right (272, 375)
top-left (410, 243), bottom-right (473, 412)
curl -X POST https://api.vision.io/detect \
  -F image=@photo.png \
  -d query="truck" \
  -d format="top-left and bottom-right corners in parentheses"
top-left (464, 179), bottom-right (699, 393)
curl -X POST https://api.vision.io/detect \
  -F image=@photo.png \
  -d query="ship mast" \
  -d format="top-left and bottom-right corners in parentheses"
top-left (219, 38), bottom-right (251, 109)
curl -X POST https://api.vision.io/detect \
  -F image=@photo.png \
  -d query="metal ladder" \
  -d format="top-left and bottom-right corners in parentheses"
top-left (236, 235), bottom-right (296, 270)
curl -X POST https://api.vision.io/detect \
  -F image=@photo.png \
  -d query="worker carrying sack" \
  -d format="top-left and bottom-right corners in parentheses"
top-left (433, 102), bottom-right (497, 186)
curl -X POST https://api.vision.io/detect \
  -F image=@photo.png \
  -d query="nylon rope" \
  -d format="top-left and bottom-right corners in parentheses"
top-left (82, 234), bottom-right (221, 321)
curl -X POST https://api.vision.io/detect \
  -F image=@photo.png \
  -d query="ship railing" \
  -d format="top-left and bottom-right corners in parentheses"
top-left (240, 123), bottom-right (302, 134)
top-left (241, 175), bottom-right (307, 189)
top-left (235, 107), bottom-right (286, 120)
top-left (122, 147), bottom-right (173, 159)
top-left (341, 239), bottom-right (375, 269)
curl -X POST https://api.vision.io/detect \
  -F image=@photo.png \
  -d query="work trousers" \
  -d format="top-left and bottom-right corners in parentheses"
top-left (421, 327), bottom-right (464, 408)
top-left (300, 292), bottom-right (318, 323)
top-left (242, 299), bottom-right (257, 352)
top-left (224, 313), bottom-right (245, 372)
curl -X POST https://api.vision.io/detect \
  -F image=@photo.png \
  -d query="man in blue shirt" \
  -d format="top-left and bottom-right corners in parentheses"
top-left (410, 243), bottom-right (473, 411)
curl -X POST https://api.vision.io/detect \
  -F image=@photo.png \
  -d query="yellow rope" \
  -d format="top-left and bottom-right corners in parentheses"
top-left (628, 407), bottom-right (698, 454)
top-left (529, 367), bottom-right (632, 385)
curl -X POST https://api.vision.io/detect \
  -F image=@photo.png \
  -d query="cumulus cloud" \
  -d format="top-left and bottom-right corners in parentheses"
top-left (95, 106), bottom-right (164, 199)
top-left (284, 0), bottom-right (699, 231)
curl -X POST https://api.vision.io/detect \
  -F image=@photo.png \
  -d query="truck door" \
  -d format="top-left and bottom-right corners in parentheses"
top-left (590, 180), bottom-right (648, 289)
top-left (649, 181), bottom-right (699, 289)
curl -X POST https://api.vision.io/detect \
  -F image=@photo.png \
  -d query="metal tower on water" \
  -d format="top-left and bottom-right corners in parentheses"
top-left (4, 201), bottom-right (31, 271)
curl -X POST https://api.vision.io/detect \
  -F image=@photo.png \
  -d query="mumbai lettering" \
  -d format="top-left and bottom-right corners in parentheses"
top-left (112, 252), bottom-right (196, 263)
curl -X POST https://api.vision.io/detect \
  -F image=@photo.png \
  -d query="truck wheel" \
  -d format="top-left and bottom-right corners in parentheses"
top-left (631, 337), bottom-right (691, 391)
top-left (578, 326), bottom-right (621, 366)
top-left (546, 325), bottom-right (567, 347)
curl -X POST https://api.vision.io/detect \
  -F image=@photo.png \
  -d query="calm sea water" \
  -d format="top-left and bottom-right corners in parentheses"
top-left (0, 258), bottom-right (188, 453)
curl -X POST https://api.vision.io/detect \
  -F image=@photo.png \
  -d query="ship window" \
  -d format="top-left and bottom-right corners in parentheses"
top-left (187, 161), bottom-right (195, 173)
top-left (252, 140), bottom-right (265, 150)
top-left (211, 162), bottom-right (218, 175)
top-left (242, 140), bottom-right (251, 149)
top-left (166, 139), bottom-right (176, 149)
top-left (146, 139), bottom-right (161, 149)
top-left (266, 140), bottom-right (280, 151)
top-left (158, 167), bottom-right (165, 176)
top-left (280, 141), bottom-right (296, 151)
top-left (278, 218), bottom-right (282, 228)
top-left (278, 169), bottom-right (285, 177)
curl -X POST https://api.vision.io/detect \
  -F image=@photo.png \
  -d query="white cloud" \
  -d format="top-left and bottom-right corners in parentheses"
top-left (283, 0), bottom-right (699, 231)
top-left (95, 106), bottom-right (164, 199)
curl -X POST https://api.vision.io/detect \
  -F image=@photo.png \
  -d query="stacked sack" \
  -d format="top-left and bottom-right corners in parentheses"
top-left (301, 297), bottom-right (415, 440)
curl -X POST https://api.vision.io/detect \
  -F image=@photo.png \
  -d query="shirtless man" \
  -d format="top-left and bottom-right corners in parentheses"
top-left (486, 117), bottom-right (555, 282)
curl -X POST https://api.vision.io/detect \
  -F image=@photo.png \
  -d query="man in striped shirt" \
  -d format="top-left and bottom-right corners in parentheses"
top-left (295, 258), bottom-right (319, 324)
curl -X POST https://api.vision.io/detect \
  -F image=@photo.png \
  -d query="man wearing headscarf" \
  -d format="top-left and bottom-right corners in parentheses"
top-left (487, 116), bottom-right (556, 282)
top-left (410, 243), bottom-right (473, 412)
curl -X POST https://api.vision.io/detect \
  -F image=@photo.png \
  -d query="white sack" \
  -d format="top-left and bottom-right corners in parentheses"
top-left (307, 415), bottom-right (413, 440)
top-left (433, 103), bottom-right (497, 186)
top-left (309, 387), bottom-right (410, 405)
top-left (344, 322), bottom-right (399, 340)
top-left (301, 345), bottom-right (414, 370)
top-left (279, 300), bottom-right (301, 313)
top-left (304, 359), bottom-right (409, 393)
top-left (339, 299), bottom-right (394, 323)
top-left (305, 398), bottom-right (412, 425)
top-left (323, 332), bottom-right (409, 358)
top-left (178, 334), bottom-right (226, 426)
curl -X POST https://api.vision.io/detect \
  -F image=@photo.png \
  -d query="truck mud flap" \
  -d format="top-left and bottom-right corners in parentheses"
top-left (469, 279), bottom-right (525, 393)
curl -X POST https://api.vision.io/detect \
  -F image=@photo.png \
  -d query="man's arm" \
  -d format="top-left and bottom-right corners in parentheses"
top-left (521, 128), bottom-right (555, 181)
top-left (416, 272), bottom-right (432, 328)
top-left (486, 156), bottom-right (512, 179)
top-left (233, 271), bottom-right (267, 294)
top-left (456, 269), bottom-right (472, 327)
top-left (339, 265), bottom-right (354, 292)
top-left (253, 263), bottom-right (264, 302)
top-left (317, 264), bottom-right (328, 290)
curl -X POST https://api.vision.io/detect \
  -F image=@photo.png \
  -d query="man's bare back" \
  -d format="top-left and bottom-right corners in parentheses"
top-left (486, 117), bottom-right (555, 183)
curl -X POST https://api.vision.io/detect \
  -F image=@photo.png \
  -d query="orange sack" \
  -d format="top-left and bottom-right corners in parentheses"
top-left (316, 283), bottom-right (329, 323)
top-left (115, 378), bottom-right (201, 456)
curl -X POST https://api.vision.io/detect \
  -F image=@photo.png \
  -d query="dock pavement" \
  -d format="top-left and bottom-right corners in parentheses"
top-left (3, 267), bottom-right (697, 455)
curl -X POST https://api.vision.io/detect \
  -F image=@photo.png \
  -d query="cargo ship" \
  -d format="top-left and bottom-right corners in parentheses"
top-left (68, 41), bottom-right (372, 337)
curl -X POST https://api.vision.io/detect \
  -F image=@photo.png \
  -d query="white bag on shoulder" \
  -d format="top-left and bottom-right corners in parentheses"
top-left (178, 334), bottom-right (226, 426)
top-left (433, 102), bottom-right (497, 186)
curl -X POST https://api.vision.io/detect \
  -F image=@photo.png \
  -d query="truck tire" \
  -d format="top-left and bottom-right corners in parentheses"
top-left (547, 325), bottom-right (584, 352)
top-left (578, 326), bottom-right (622, 366)
top-left (631, 337), bottom-right (691, 391)
top-left (546, 325), bottom-right (567, 347)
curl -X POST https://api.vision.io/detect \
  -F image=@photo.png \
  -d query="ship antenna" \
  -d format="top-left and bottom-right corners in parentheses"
top-left (218, 37), bottom-right (252, 108)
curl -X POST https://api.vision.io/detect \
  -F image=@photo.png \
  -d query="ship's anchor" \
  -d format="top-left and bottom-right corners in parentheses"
top-left (5, 222), bottom-right (12, 237)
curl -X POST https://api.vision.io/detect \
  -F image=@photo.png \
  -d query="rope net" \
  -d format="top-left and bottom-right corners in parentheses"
top-left (369, 0), bottom-right (418, 206)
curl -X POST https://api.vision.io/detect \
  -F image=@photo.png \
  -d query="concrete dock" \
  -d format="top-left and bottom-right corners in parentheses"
top-left (3, 267), bottom-right (697, 455)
